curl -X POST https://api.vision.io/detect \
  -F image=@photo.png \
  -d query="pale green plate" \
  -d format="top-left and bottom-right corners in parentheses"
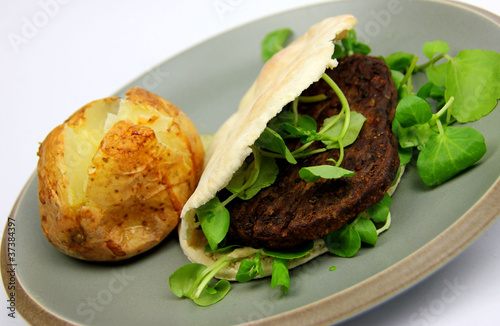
top-left (2, 0), bottom-right (500, 325)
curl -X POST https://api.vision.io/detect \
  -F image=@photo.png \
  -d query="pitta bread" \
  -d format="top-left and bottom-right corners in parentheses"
top-left (179, 15), bottom-right (358, 280)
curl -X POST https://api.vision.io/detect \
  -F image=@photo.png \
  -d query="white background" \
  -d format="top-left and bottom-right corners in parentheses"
top-left (1, 1), bottom-right (499, 325)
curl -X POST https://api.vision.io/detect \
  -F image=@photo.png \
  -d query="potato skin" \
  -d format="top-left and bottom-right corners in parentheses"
top-left (37, 87), bottom-right (204, 261)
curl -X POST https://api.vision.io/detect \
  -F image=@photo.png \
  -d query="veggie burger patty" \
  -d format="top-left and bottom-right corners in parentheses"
top-left (227, 54), bottom-right (400, 249)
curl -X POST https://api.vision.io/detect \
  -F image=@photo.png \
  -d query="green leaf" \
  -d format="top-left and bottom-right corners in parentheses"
top-left (445, 49), bottom-right (500, 122)
top-left (395, 95), bottom-right (433, 128)
top-left (267, 110), bottom-right (296, 137)
top-left (332, 43), bottom-right (346, 59)
top-left (391, 69), bottom-right (405, 90)
top-left (417, 126), bottom-right (487, 186)
top-left (384, 52), bottom-right (415, 70)
top-left (423, 40), bottom-right (450, 59)
top-left (261, 28), bottom-right (291, 62)
top-left (340, 30), bottom-right (371, 56)
top-left (263, 240), bottom-right (314, 259)
top-left (324, 226), bottom-right (361, 258)
top-left (299, 165), bottom-right (354, 183)
top-left (416, 82), bottom-right (435, 100)
top-left (321, 111), bottom-right (366, 148)
top-left (353, 218), bottom-right (378, 245)
top-left (398, 146), bottom-right (413, 166)
top-left (392, 118), bottom-right (437, 150)
top-left (197, 197), bottom-right (230, 251)
top-left (270, 258), bottom-right (290, 294)
top-left (235, 252), bottom-right (264, 282)
top-left (169, 263), bottom-right (207, 298)
top-left (255, 127), bottom-right (297, 164)
top-left (426, 62), bottom-right (447, 88)
top-left (282, 115), bottom-right (319, 143)
top-left (352, 42), bottom-right (371, 55)
top-left (193, 280), bottom-right (231, 306)
top-left (366, 193), bottom-right (392, 223)
top-left (169, 256), bottom-right (234, 306)
top-left (298, 114), bottom-right (317, 131)
top-left (226, 155), bottom-right (279, 200)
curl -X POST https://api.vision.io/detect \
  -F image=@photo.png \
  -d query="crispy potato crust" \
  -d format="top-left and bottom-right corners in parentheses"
top-left (37, 87), bottom-right (204, 261)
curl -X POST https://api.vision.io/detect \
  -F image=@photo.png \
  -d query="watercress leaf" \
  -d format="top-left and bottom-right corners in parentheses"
top-left (398, 146), bottom-right (413, 166)
top-left (426, 62), bottom-right (447, 88)
top-left (270, 258), bottom-right (290, 294)
top-left (366, 194), bottom-right (392, 223)
top-left (321, 111), bottom-right (366, 148)
top-left (193, 280), bottom-right (231, 306)
top-left (332, 43), bottom-right (346, 59)
top-left (282, 123), bottom-right (319, 143)
top-left (267, 110), bottom-right (295, 136)
top-left (236, 252), bottom-right (263, 282)
top-left (169, 263), bottom-right (207, 298)
top-left (324, 226), bottom-right (361, 258)
top-left (340, 30), bottom-right (371, 56)
top-left (417, 126), bottom-right (487, 186)
top-left (341, 30), bottom-right (356, 54)
top-left (299, 165), bottom-right (354, 183)
top-left (353, 218), bottom-right (378, 245)
top-left (391, 69), bottom-right (405, 90)
top-left (197, 197), bottom-right (230, 251)
top-left (299, 114), bottom-right (317, 131)
top-left (352, 42), bottom-right (371, 55)
top-left (378, 192), bottom-right (393, 207)
top-left (236, 258), bottom-right (261, 282)
top-left (255, 127), bottom-right (297, 164)
top-left (416, 82), bottom-right (435, 99)
top-left (422, 40), bottom-right (450, 59)
top-left (445, 49), bottom-right (500, 122)
top-left (227, 155), bottom-right (279, 200)
top-left (393, 119), bottom-right (437, 150)
top-left (261, 28), bottom-right (291, 62)
top-left (395, 95), bottom-right (433, 128)
top-left (384, 52), bottom-right (415, 70)
top-left (263, 240), bottom-right (314, 259)
top-left (429, 85), bottom-right (445, 101)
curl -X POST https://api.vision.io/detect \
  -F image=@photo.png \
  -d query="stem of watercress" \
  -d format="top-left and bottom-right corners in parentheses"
top-left (399, 56), bottom-right (419, 87)
top-left (414, 53), bottom-right (445, 72)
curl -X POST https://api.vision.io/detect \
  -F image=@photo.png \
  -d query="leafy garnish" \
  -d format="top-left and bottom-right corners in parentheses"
top-left (333, 30), bottom-right (371, 58)
top-left (325, 193), bottom-right (392, 257)
top-left (197, 197), bottom-right (230, 251)
top-left (261, 28), bottom-right (291, 62)
top-left (299, 165), bottom-right (354, 183)
top-left (445, 49), bottom-right (500, 122)
top-left (262, 240), bottom-right (315, 259)
top-left (169, 258), bottom-right (233, 306)
top-left (388, 40), bottom-right (498, 186)
top-left (255, 127), bottom-right (297, 164)
top-left (235, 252), bottom-right (264, 282)
top-left (270, 258), bottom-right (290, 294)
top-left (417, 126), bottom-right (487, 186)
top-left (226, 153), bottom-right (279, 200)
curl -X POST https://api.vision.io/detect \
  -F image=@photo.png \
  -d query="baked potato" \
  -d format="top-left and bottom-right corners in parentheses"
top-left (37, 87), bottom-right (204, 261)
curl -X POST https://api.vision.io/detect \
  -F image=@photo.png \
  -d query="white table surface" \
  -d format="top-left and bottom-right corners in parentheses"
top-left (1, 1), bottom-right (499, 325)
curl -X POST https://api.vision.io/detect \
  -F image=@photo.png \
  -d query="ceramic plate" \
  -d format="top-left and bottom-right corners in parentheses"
top-left (2, 0), bottom-right (500, 325)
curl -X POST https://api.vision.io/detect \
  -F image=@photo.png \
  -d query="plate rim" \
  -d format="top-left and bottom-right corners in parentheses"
top-left (2, 0), bottom-right (500, 325)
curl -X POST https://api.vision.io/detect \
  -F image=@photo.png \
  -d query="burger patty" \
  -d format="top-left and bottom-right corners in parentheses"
top-left (226, 54), bottom-right (400, 250)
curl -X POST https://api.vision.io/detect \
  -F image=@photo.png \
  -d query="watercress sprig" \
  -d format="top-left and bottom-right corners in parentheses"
top-left (387, 40), bottom-right (499, 186)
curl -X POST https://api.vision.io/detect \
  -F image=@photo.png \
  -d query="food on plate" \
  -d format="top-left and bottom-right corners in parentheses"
top-left (170, 11), bottom-right (499, 306)
top-left (170, 14), bottom-right (404, 305)
top-left (37, 87), bottom-right (204, 261)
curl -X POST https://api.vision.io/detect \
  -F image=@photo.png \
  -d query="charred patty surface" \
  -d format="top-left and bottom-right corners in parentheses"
top-left (226, 54), bottom-right (400, 249)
